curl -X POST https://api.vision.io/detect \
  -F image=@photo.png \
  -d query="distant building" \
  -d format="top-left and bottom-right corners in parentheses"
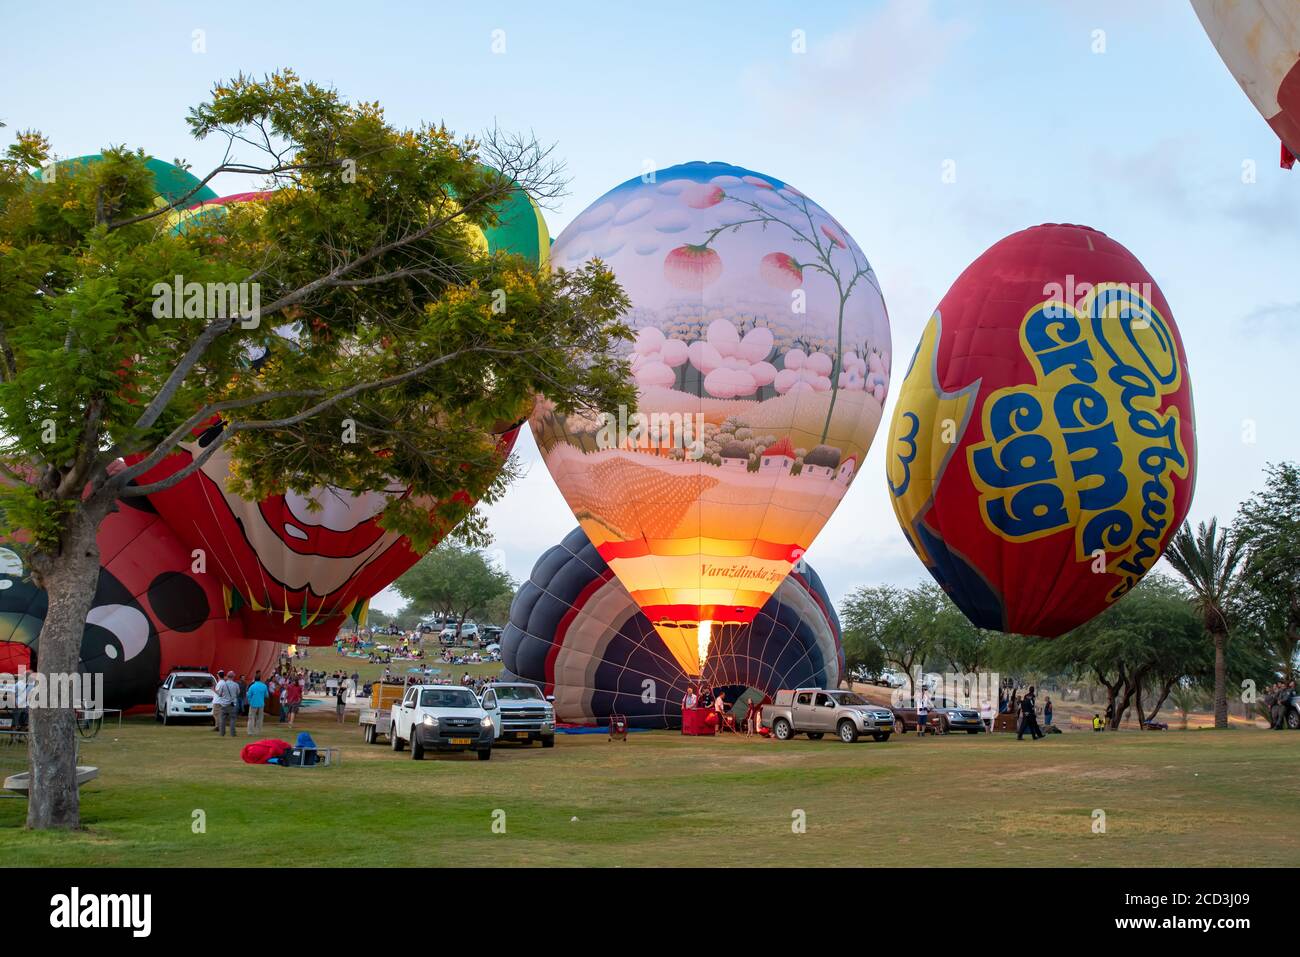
top-left (837, 455), bottom-right (857, 485)
top-left (760, 436), bottom-right (796, 474)
top-left (802, 444), bottom-right (841, 479)
top-left (720, 440), bottom-right (749, 470)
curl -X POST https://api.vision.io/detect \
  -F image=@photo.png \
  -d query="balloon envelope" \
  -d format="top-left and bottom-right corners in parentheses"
top-left (885, 224), bottom-right (1196, 637)
top-left (501, 526), bottom-right (842, 728)
top-left (1192, 0), bottom-right (1300, 166)
top-left (532, 161), bottom-right (889, 674)
top-left (0, 496), bottom-right (278, 710)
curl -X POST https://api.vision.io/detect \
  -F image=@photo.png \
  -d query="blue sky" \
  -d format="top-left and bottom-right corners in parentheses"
top-left (3, 0), bottom-right (1297, 613)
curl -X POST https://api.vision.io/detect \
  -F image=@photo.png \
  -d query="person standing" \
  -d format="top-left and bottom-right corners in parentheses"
top-left (336, 684), bottom-right (348, 724)
top-left (214, 671), bottom-right (239, 737)
top-left (712, 691), bottom-right (727, 733)
top-left (245, 672), bottom-right (268, 734)
top-left (285, 677), bottom-right (303, 727)
top-left (916, 688), bottom-right (931, 738)
top-left (1043, 695), bottom-right (1054, 728)
top-left (1018, 688), bottom-right (1044, 740)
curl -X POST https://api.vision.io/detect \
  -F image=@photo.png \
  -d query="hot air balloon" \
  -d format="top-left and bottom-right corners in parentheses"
top-left (129, 181), bottom-right (548, 642)
top-left (501, 527), bottom-right (842, 729)
top-left (0, 494), bottom-right (278, 710)
top-left (531, 161), bottom-right (890, 676)
top-left (1192, 0), bottom-right (1300, 168)
top-left (885, 224), bottom-right (1196, 638)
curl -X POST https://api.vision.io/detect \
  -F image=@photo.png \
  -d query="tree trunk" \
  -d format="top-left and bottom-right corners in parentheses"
top-left (1212, 630), bottom-right (1228, 729)
top-left (25, 501), bottom-right (108, 830)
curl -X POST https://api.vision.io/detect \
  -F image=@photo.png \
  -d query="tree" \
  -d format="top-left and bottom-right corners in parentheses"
top-left (1164, 519), bottom-right (1244, 729)
top-left (839, 582), bottom-right (944, 698)
top-left (1034, 575), bottom-right (1207, 728)
top-left (392, 543), bottom-right (513, 632)
top-left (1234, 462), bottom-right (1300, 683)
top-left (0, 71), bottom-right (635, 829)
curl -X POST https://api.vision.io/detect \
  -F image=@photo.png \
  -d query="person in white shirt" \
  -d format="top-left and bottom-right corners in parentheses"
top-left (916, 688), bottom-right (932, 738)
top-left (683, 685), bottom-right (699, 710)
top-left (213, 670), bottom-right (239, 737)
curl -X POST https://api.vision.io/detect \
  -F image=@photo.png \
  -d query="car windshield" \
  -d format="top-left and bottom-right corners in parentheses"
top-left (172, 676), bottom-right (214, 690)
top-left (828, 692), bottom-right (869, 706)
top-left (419, 688), bottom-right (478, 709)
top-left (495, 685), bottom-right (543, 701)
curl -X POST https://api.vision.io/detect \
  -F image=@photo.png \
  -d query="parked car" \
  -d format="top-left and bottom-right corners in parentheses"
top-left (891, 696), bottom-right (985, 734)
top-left (761, 688), bottom-right (896, 743)
top-left (388, 683), bottom-right (494, 760)
top-left (481, 682), bottom-right (556, 747)
top-left (155, 669), bottom-right (217, 724)
top-left (1284, 691), bottom-right (1299, 729)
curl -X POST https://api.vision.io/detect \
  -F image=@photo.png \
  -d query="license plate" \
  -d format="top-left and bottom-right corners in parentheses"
top-left (0, 718), bottom-right (12, 728)
top-left (187, 706), bottom-right (208, 712)
top-left (512, 732), bottom-right (529, 739)
top-left (450, 737), bottom-right (472, 745)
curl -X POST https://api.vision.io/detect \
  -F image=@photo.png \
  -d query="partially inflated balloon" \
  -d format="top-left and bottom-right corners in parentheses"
top-left (0, 496), bottom-right (278, 710)
top-left (1192, 0), bottom-right (1300, 168)
top-left (532, 161), bottom-right (890, 674)
top-left (501, 527), bottom-right (842, 728)
top-left (885, 224), bottom-right (1196, 637)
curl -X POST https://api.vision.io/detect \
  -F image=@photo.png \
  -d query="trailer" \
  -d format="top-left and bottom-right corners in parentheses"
top-left (358, 680), bottom-right (408, 744)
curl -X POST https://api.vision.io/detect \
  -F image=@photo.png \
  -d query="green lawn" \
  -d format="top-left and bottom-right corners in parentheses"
top-left (3, 715), bottom-right (1297, 867)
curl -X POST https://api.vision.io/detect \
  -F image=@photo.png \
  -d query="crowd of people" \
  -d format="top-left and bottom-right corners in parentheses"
top-left (208, 657), bottom-right (361, 738)
top-left (1264, 679), bottom-right (1296, 729)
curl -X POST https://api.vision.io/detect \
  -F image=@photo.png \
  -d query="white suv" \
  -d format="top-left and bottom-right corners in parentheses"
top-left (156, 671), bottom-right (217, 724)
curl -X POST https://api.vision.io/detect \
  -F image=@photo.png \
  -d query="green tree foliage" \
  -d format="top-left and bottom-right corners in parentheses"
top-left (392, 542), bottom-right (513, 630)
top-left (1164, 519), bottom-right (1244, 728)
top-left (0, 71), bottom-right (635, 828)
top-left (1032, 575), bottom-right (1208, 728)
top-left (1234, 462), bottom-right (1300, 683)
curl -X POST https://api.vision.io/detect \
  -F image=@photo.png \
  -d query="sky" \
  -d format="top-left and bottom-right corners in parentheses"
top-left (3, 0), bottom-right (1297, 615)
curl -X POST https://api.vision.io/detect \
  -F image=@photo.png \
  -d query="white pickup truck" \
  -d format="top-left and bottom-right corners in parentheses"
top-left (388, 684), bottom-right (495, 760)
top-left (480, 682), bottom-right (556, 747)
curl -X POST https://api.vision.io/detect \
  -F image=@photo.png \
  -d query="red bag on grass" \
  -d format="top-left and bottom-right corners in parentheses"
top-left (241, 739), bottom-right (291, 765)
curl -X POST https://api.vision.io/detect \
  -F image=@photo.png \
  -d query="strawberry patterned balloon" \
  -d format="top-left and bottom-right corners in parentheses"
top-left (533, 161), bottom-right (891, 675)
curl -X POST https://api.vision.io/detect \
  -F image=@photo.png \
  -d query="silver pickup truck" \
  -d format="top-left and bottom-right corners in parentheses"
top-left (762, 688), bottom-right (895, 743)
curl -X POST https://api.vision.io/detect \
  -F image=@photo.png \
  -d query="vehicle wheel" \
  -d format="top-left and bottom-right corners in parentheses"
top-left (873, 733), bottom-right (891, 742)
top-left (542, 736), bottom-right (555, 748)
top-left (894, 717), bottom-right (906, 735)
top-left (838, 720), bottom-right (860, 744)
top-left (155, 708), bottom-right (163, 724)
top-left (363, 724), bottom-right (375, 745)
top-left (772, 718), bottom-right (793, 741)
top-left (1287, 709), bottom-right (1300, 730)
top-left (391, 726), bottom-right (404, 752)
top-left (410, 734), bottom-right (424, 760)
top-left (477, 748), bottom-right (492, 761)
top-left (807, 732), bottom-right (824, 740)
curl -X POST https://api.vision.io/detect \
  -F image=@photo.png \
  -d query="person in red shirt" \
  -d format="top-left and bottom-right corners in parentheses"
top-left (284, 678), bottom-right (304, 727)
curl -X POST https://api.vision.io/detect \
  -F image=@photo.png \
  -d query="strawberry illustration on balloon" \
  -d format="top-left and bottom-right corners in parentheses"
top-left (664, 244), bottom-right (723, 289)
top-left (820, 223), bottom-right (848, 249)
top-left (682, 183), bottom-right (725, 209)
top-left (760, 252), bottom-right (804, 290)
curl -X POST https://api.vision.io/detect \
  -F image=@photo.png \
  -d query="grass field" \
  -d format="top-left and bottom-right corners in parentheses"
top-left (3, 706), bottom-right (1297, 867)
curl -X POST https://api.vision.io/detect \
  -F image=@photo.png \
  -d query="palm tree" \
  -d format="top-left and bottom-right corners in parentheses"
top-left (1164, 519), bottom-right (1243, 729)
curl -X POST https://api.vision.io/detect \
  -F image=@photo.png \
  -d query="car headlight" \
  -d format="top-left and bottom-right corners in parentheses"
top-left (422, 714), bottom-right (437, 726)
top-left (480, 716), bottom-right (494, 728)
